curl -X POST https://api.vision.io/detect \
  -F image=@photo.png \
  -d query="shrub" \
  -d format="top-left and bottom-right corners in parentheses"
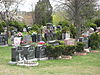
top-left (62, 45), bottom-right (76, 56)
top-left (88, 32), bottom-right (100, 49)
top-left (62, 26), bottom-right (69, 33)
top-left (0, 24), bottom-right (4, 34)
top-left (56, 30), bottom-right (62, 40)
top-left (75, 42), bottom-right (85, 52)
top-left (94, 18), bottom-right (100, 27)
top-left (45, 44), bottom-right (64, 59)
top-left (59, 40), bottom-right (65, 45)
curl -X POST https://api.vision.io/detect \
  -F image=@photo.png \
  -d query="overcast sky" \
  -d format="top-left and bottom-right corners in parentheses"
top-left (18, 0), bottom-right (100, 12)
top-left (18, 0), bottom-right (56, 11)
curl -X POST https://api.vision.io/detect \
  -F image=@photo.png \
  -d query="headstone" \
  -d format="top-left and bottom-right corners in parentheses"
top-left (48, 40), bottom-right (60, 46)
top-left (23, 34), bottom-right (32, 44)
top-left (37, 34), bottom-right (42, 41)
top-left (35, 45), bottom-right (46, 58)
top-left (65, 32), bottom-right (70, 39)
top-left (14, 37), bottom-right (22, 47)
top-left (11, 45), bottom-right (35, 62)
top-left (31, 33), bottom-right (37, 42)
top-left (0, 35), bottom-right (7, 45)
top-left (64, 38), bottom-right (75, 45)
top-left (23, 28), bottom-right (27, 32)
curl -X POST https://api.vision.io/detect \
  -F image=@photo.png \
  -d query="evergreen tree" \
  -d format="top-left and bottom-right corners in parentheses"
top-left (35, 0), bottom-right (52, 26)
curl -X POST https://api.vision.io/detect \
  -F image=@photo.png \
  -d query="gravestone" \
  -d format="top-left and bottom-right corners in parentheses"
top-left (64, 38), bottom-right (75, 45)
top-left (11, 45), bottom-right (35, 62)
top-left (37, 34), bottom-right (42, 41)
top-left (48, 40), bottom-right (60, 46)
top-left (35, 45), bottom-right (46, 58)
top-left (31, 32), bottom-right (37, 42)
top-left (23, 34), bottom-right (31, 44)
top-left (0, 35), bottom-right (7, 45)
top-left (14, 37), bottom-right (22, 47)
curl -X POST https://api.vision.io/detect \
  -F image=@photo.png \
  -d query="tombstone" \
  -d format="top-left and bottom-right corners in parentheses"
top-left (37, 34), bottom-right (42, 41)
top-left (65, 32), bottom-right (70, 39)
top-left (35, 45), bottom-right (46, 58)
top-left (48, 40), bottom-right (60, 46)
top-left (14, 37), bottom-right (22, 47)
top-left (23, 34), bottom-right (31, 44)
top-left (23, 28), bottom-right (27, 32)
top-left (62, 33), bottom-right (66, 40)
top-left (64, 38), bottom-right (75, 45)
top-left (23, 45), bottom-right (35, 60)
top-left (31, 33), bottom-right (37, 42)
top-left (79, 37), bottom-right (88, 48)
top-left (11, 45), bottom-right (35, 62)
top-left (0, 35), bottom-right (7, 45)
top-left (11, 48), bottom-right (18, 62)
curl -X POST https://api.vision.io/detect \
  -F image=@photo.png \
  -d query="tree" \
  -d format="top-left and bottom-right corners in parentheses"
top-left (0, 0), bottom-right (24, 43)
top-left (94, 18), bottom-right (100, 27)
top-left (54, 0), bottom-right (98, 40)
top-left (35, 0), bottom-right (53, 26)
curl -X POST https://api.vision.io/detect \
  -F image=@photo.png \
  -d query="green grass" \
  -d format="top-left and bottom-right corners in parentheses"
top-left (0, 46), bottom-right (100, 75)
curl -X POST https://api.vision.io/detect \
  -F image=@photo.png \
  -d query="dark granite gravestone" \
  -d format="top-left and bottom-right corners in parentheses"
top-left (11, 45), bottom-right (35, 62)
top-left (0, 35), bottom-right (7, 45)
top-left (31, 34), bottom-right (37, 42)
top-left (35, 45), bottom-right (46, 58)
top-left (37, 34), bottom-right (42, 41)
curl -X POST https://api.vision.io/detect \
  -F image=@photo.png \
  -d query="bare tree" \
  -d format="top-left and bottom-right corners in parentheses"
top-left (0, 0), bottom-right (24, 43)
top-left (54, 0), bottom-right (98, 40)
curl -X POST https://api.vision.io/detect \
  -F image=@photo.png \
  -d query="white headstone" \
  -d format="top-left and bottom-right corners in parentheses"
top-left (14, 37), bottom-right (21, 47)
top-left (65, 32), bottom-right (70, 39)
top-left (23, 28), bottom-right (27, 32)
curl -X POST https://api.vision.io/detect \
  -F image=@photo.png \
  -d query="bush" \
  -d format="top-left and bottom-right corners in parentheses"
top-left (45, 44), bottom-right (64, 59)
top-left (56, 30), bottom-right (62, 40)
top-left (58, 21), bottom-right (69, 28)
top-left (62, 45), bottom-right (76, 56)
top-left (0, 24), bottom-right (4, 34)
top-left (9, 21), bottom-right (26, 32)
top-left (75, 42), bottom-right (85, 52)
top-left (88, 32), bottom-right (100, 49)
top-left (62, 26), bottom-right (69, 33)
top-left (94, 18), bottom-right (100, 27)
top-left (59, 40), bottom-right (65, 45)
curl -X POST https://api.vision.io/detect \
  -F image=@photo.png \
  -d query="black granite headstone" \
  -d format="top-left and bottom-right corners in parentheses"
top-left (35, 45), bottom-right (46, 58)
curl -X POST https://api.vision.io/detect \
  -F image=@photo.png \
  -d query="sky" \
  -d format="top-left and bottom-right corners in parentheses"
top-left (18, 0), bottom-right (100, 12)
top-left (18, 0), bottom-right (56, 12)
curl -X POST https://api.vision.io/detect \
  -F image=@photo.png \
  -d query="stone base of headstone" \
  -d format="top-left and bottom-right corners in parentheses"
top-left (8, 61), bottom-right (17, 65)
top-left (74, 52), bottom-right (87, 56)
top-left (61, 55), bottom-right (72, 60)
top-left (37, 57), bottom-right (48, 61)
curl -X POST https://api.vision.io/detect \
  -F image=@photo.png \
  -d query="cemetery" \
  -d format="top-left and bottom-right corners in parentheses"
top-left (0, 0), bottom-right (100, 75)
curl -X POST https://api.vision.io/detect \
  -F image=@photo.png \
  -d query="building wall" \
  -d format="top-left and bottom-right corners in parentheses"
top-left (17, 11), bottom-right (35, 26)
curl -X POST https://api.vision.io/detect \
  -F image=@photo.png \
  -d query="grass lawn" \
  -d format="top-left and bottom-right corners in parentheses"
top-left (0, 46), bottom-right (100, 75)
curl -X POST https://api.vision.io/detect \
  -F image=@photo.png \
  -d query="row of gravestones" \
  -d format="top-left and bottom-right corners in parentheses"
top-left (11, 40), bottom-right (60, 62)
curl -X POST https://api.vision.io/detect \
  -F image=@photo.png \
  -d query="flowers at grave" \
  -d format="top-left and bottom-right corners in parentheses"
top-left (38, 41), bottom-right (46, 45)
top-left (81, 35), bottom-right (88, 37)
top-left (17, 32), bottom-right (23, 37)
top-left (97, 32), bottom-right (100, 35)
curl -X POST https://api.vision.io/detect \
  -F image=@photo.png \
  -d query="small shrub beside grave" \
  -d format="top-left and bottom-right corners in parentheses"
top-left (62, 45), bottom-right (76, 56)
top-left (45, 44), bottom-right (64, 59)
top-left (75, 42), bottom-right (85, 52)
